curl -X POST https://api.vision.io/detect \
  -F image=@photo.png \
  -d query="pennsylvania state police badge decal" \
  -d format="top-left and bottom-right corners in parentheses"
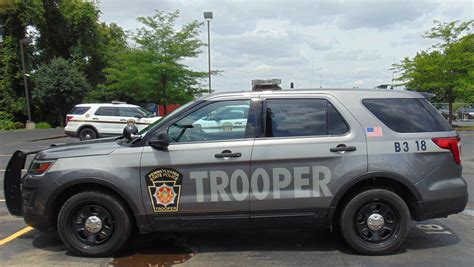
top-left (146, 168), bottom-right (183, 212)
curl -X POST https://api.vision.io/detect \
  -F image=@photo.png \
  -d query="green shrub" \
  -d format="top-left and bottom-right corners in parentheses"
top-left (0, 119), bottom-right (15, 130)
top-left (13, 122), bottom-right (25, 129)
top-left (36, 122), bottom-right (52, 129)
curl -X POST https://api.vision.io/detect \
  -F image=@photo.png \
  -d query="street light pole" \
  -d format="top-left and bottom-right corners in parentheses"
top-left (19, 38), bottom-right (32, 123)
top-left (204, 11), bottom-right (213, 94)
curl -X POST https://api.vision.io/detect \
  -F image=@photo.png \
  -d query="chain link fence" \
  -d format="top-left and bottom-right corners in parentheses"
top-left (433, 103), bottom-right (474, 121)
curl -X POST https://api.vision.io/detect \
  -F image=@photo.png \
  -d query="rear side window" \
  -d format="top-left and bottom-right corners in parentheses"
top-left (68, 106), bottom-right (90, 115)
top-left (265, 99), bottom-right (349, 137)
top-left (363, 98), bottom-right (452, 133)
top-left (95, 107), bottom-right (119, 116)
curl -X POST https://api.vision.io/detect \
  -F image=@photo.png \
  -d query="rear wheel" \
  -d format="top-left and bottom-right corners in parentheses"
top-left (78, 127), bottom-right (97, 141)
top-left (339, 189), bottom-right (410, 255)
top-left (57, 191), bottom-right (132, 257)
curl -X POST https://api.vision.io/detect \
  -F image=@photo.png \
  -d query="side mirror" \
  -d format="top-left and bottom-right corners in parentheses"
top-left (149, 131), bottom-right (169, 150)
top-left (134, 114), bottom-right (143, 119)
top-left (123, 125), bottom-right (139, 139)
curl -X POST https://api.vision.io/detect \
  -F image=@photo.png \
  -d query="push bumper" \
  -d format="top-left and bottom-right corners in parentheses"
top-left (4, 150), bottom-right (55, 232)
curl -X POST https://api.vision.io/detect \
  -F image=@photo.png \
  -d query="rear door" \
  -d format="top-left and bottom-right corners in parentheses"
top-left (93, 106), bottom-right (123, 135)
top-left (140, 99), bottom-right (258, 230)
top-left (249, 94), bottom-right (368, 226)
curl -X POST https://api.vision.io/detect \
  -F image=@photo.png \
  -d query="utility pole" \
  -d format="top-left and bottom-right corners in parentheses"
top-left (19, 38), bottom-right (32, 124)
top-left (204, 12), bottom-right (213, 94)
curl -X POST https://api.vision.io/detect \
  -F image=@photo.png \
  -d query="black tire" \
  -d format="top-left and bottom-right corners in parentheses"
top-left (339, 189), bottom-right (410, 255)
top-left (57, 191), bottom-right (132, 257)
top-left (78, 127), bottom-right (97, 141)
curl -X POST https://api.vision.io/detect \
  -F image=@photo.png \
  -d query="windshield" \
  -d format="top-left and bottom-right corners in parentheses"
top-left (138, 100), bottom-right (197, 135)
top-left (138, 106), bottom-right (153, 117)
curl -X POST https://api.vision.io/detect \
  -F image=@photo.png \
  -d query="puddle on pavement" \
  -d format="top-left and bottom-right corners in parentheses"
top-left (109, 251), bottom-right (194, 267)
top-left (109, 235), bottom-right (195, 267)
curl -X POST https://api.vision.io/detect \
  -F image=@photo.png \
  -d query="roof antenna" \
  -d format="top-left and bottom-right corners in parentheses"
top-left (390, 58), bottom-right (395, 89)
top-left (311, 55), bottom-right (314, 88)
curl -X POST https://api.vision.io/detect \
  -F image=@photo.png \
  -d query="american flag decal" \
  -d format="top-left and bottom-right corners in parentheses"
top-left (366, 127), bottom-right (383, 137)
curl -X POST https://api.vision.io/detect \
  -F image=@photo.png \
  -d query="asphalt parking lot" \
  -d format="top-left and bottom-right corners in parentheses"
top-left (0, 128), bottom-right (473, 266)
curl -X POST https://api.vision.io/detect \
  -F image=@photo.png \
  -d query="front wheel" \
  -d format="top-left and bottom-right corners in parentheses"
top-left (339, 189), bottom-right (411, 255)
top-left (57, 191), bottom-right (132, 257)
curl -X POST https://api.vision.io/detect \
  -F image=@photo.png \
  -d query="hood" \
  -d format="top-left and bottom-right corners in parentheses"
top-left (36, 137), bottom-right (121, 160)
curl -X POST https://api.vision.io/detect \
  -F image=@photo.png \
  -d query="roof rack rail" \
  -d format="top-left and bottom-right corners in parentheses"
top-left (111, 101), bottom-right (127, 104)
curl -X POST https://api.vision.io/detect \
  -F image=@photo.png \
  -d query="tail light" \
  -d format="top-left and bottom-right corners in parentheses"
top-left (66, 115), bottom-right (74, 124)
top-left (432, 137), bottom-right (461, 165)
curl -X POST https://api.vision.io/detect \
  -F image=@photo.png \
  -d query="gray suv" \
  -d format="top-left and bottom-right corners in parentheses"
top-left (4, 89), bottom-right (467, 256)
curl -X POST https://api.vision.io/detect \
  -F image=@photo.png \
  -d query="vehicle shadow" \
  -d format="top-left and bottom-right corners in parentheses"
top-left (405, 220), bottom-right (460, 251)
top-left (28, 220), bottom-right (460, 265)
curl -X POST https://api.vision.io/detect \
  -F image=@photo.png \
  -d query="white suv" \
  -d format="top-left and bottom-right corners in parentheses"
top-left (65, 103), bottom-right (161, 140)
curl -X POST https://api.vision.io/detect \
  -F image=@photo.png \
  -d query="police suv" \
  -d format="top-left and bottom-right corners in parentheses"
top-left (4, 88), bottom-right (467, 256)
top-left (64, 102), bottom-right (161, 140)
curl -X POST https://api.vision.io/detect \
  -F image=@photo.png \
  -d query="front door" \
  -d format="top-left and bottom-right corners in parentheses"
top-left (249, 96), bottom-right (368, 226)
top-left (140, 99), bottom-right (255, 230)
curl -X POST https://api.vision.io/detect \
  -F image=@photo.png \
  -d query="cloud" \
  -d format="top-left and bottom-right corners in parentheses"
top-left (324, 49), bottom-right (382, 61)
top-left (255, 64), bottom-right (273, 72)
top-left (98, 0), bottom-right (472, 91)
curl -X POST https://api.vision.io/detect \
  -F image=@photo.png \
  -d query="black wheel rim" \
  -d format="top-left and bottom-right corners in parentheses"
top-left (80, 130), bottom-right (94, 140)
top-left (354, 201), bottom-right (399, 244)
top-left (72, 205), bottom-right (115, 246)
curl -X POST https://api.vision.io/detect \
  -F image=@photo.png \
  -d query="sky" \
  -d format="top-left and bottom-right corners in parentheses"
top-left (97, 0), bottom-right (473, 92)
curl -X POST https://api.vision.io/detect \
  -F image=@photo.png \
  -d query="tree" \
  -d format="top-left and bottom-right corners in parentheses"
top-left (35, 0), bottom-right (126, 87)
top-left (393, 20), bottom-right (473, 124)
top-left (32, 57), bottom-right (90, 126)
top-left (99, 10), bottom-right (207, 112)
top-left (0, 0), bottom-right (43, 120)
top-left (1, 0), bottom-right (127, 123)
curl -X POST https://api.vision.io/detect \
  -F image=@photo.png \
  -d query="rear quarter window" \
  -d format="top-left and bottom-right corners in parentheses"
top-left (362, 98), bottom-right (452, 133)
top-left (68, 106), bottom-right (90, 115)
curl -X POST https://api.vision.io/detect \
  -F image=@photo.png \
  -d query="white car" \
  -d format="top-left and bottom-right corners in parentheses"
top-left (192, 104), bottom-right (249, 133)
top-left (65, 102), bottom-right (161, 140)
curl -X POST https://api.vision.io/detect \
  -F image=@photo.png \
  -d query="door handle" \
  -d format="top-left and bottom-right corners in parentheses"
top-left (330, 144), bottom-right (357, 153)
top-left (215, 150), bottom-right (242, 159)
top-left (120, 119), bottom-right (126, 122)
top-left (92, 117), bottom-right (99, 120)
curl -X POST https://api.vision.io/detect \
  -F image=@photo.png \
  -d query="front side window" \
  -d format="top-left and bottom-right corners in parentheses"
top-left (119, 107), bottom-right (148, 118)
top-left (168, 100), bottom-right (251, 143)
top-left (265, 99), bottom-right (348, 137)
top-left (95, 107), bottom-right (119, 116)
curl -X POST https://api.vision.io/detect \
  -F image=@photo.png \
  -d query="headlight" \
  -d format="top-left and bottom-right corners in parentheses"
top-left (29, 160), bottom-right (55, 175)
